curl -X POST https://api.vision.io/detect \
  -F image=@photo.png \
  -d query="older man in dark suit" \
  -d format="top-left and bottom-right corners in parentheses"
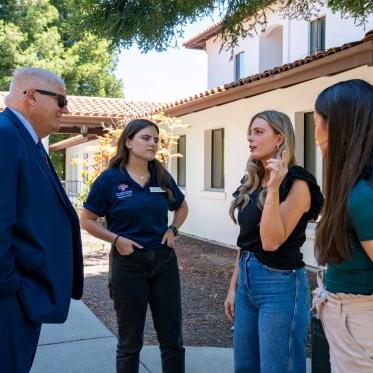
top-left (0, 67), bottom-right (83, 373)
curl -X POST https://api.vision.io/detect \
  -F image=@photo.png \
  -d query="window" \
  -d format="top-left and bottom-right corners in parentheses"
top-left (177, 135), bottom-right (186, 187)
top-left (234, 51), bottom-right (245, 81)
top-left (83, 152), bottom-right (89, 171)
top-left (304, 112), bottom-right (326, 191)
top-left (304, 112), bottom-right (316, 177)
top-left (310, 17), bottom-right (325, 54)
top-left (211, 129), bottom-right (224, 189)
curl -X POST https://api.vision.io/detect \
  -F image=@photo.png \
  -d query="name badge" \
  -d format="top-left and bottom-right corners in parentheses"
top-left (149, 187), bottom-right (165, 193)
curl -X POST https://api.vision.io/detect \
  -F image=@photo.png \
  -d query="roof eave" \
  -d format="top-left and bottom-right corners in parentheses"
top-left (183, 23), bottom-right (222, 50)
top-left (165, 40), bottom-right (373, 117)
top-left (49, 134), bottom-right (99, 152)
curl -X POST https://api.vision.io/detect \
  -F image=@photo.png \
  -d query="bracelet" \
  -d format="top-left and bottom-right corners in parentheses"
top-left (112, 234), bottom-right (121, 247)
top-left (168, 224), bottom-right (179, 236)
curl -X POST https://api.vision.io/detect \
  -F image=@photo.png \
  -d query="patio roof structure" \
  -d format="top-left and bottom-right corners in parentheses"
top-left (0, 92), bottom-right (164, 136)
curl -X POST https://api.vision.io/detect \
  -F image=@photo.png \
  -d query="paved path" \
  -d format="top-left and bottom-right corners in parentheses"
top-left (31, 300), bottom-right (311, 373)
top-left (31, 300), bottom-right (233, 373)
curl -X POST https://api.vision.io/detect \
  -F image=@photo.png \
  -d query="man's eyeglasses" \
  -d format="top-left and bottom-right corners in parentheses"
top-left (23, 89), bottom-right (68, 109)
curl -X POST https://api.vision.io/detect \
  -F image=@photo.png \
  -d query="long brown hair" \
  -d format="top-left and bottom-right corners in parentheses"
top-left (315, 79), bottom-right (373, 265)
top-left (109, 119), bottom-right (174, 200)
top-left (229, 110), bottom-right (297, 223)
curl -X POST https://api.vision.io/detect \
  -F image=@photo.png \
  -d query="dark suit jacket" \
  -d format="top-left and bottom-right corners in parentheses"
top-left (0, 108), bottom-right (83, 323)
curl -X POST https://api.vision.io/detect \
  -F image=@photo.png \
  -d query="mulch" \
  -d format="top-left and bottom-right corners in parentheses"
top-left (82, 234), bottom-right (317, 355)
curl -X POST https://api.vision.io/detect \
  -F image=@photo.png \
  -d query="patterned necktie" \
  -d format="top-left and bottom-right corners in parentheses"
top-left (37, 140), bottom-right (50, 167)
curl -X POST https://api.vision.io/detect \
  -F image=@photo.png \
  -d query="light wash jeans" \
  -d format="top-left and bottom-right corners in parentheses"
top-left (233, 252), bottom-right (310, 373)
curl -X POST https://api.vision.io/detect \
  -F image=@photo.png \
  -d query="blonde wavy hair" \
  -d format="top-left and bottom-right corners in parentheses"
top-left (229, 110), bottom-right (297, 223)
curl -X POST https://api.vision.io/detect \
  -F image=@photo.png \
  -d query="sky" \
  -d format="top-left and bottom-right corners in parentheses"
top-left (115, 19), bottom-right (217, 103)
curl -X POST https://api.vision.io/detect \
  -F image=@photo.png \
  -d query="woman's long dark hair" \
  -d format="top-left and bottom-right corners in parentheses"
top-left (315, 79), bottom-right (373, 265)
top-left (109, 119), bottom-right (174, 200)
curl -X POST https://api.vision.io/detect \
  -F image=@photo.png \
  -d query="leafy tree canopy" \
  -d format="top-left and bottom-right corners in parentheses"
top-left (0, 0), bottom-right (124, 176)
top-left (80, 0), bottom-right (373, 53)
top-left (0, 0), bottom-right (123, 97)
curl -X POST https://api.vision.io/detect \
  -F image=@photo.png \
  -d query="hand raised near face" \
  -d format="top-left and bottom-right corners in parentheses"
top-left (266, 149), bottom-right (289, 190)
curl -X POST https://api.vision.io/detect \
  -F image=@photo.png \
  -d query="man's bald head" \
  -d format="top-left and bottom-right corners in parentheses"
top-left (5, 67), bottom-right (65, 105)
top-left (5, 67), bottom-right (68, 138)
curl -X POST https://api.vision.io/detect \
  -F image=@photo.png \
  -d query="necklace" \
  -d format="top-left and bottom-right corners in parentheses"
top-left (127, 168), bottom-right (148, 182)
top-left (133, 173), bottom-right (146, 180)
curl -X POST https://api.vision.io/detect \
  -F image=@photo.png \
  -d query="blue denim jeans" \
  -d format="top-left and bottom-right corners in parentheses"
top-left (109, 245), bottom-right (185, 373)
top-left (233, 252), bottom-right (310, 373)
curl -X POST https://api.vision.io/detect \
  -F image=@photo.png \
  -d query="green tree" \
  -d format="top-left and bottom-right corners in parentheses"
top-left (0, 0), bottom-right (123, 97)
top-left (80, 0), bottom-right (373, 52)
top-left (49, 133), bottom-right (71, 178)
top-left (0, 0), bottom-right (124, 177)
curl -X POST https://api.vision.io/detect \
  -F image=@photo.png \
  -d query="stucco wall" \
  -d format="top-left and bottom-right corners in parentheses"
top-left (63, 66), bottom-right (372, 268)
top-left (66, 140), bottom-right (96, 180)
top-left (170, 65), bottom-right (372, 267)
top-left (206, 6), bottom-right (373, 89)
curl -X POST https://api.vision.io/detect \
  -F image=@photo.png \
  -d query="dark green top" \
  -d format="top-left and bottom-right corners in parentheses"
top-left (325, 178), bottom-right (373, 295)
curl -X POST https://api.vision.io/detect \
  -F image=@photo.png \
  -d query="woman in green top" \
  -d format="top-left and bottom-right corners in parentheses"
top-left (313, 79), bottom-right (373, 372)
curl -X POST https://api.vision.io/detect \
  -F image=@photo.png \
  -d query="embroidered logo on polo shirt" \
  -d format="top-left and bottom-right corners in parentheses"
top-left (116, 184), bottom-right (132, 199)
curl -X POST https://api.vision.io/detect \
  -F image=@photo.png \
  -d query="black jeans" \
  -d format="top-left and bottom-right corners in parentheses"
top-left (109, 245), bottom-right (185, 373)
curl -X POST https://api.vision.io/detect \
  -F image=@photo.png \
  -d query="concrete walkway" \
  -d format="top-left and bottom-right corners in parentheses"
top-left (31, 300), bottom-right (311, 373)
top-left (31, 300), bottom-right (234, 373)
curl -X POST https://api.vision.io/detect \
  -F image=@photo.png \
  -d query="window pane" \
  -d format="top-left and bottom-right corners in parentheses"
top-left (310, 17), bottom-right (325, 53)
top-left (211, 129), bottom-right (224, 189)
top-left (320, 17), bottom-right (325, 51)
top-left (177, 135), bottom-right (186, 187)
top-left (304, 112), bottom-right (316, 177)
top-left (239, 52), bottom-right (245, 79)
top-left (83, 153), bottom-right (89, 171)
top-left (235, 54), bottom-right (240, 80)
top-left (310, 21), bottom-right (317, 53)
top-left (235, 52), bottom-right (245, 80)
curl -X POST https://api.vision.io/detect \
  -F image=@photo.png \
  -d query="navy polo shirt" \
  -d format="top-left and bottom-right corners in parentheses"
top-left (84, 166), bottom-right (185, 249)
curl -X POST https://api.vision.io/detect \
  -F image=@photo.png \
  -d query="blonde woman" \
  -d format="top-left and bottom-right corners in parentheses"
top-left (225, 110), bottom-right (323, 372)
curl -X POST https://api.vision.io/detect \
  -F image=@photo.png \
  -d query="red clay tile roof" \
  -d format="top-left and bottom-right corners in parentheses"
top-left (0, 93), bottom-right (165, 120)
top-left (143, 30), bottom-right (373, 117)
top-left (183, 22), bottom-right (222, 50)
top-left (64, 95), bottom-right (165, 119)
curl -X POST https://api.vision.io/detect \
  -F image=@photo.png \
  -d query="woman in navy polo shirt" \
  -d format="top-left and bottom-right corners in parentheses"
top-left (80, 119), bottom-right (188, 373)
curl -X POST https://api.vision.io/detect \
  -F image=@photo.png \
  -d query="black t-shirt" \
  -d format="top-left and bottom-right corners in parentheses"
top-left (84, 164), bottom-right (185, 250)
top-left (235, 166), bottom-right (324, 269)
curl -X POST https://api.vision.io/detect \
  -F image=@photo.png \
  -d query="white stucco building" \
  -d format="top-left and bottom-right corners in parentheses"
top-left (185, 7), bottom-right (372, 89)
top-left (163, 7), bottom-right (373, 267)
top-left (56, 6), bottom-right (373, 268)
